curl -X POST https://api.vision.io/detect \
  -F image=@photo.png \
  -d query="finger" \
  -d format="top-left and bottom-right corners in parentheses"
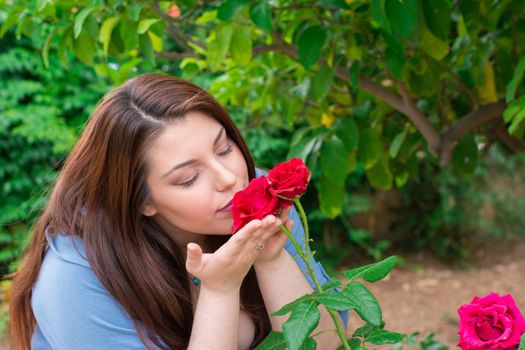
top-left (185, 243), bottom-right (203, 274)
top-left (223, 219), bottom-right (262, 255)
top-left (285, 219), bottom-right (294, 232)
top-left (256, 215), bottom-right (282, 240)
top-left (274, 230), bottom-right (289, 247)
top-left (280, 205), bottom-right (292, 221)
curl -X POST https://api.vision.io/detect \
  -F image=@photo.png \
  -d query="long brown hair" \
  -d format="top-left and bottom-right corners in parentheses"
top-left (9, 73), bottom-right (271, 349)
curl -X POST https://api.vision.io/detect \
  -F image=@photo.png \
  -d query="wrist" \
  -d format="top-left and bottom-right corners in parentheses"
top-left (200, 281), bottom-right (242, 296)
top-left (254, 249), bottom-right (290, 271)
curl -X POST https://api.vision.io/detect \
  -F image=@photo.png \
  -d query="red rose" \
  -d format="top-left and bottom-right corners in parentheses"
top-left (458, 292), bottom-right (525, 350)
top-left (267, 158), bottom-right (310, 200)
top-left (231, 176), bottom-right (282, 233)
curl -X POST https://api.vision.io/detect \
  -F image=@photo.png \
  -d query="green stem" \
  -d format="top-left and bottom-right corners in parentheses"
top-left (279, 199), bottom-right (351, 350)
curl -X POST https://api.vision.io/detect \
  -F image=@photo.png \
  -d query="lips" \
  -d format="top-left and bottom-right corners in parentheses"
top-left (218, 199), bottom-right (233, 212)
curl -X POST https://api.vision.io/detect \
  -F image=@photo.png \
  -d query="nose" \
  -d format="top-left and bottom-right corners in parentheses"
top-left (212, 160), bottom-right (237, 192)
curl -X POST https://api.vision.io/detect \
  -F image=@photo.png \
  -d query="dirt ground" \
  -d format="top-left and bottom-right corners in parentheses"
top-left (342, 235), bottom-right (525, 348)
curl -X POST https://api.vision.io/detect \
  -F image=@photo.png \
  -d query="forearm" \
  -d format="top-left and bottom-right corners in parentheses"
top-left (254, 251), bottom-right (343, 347)
top-left (187, 286), bottom-right (240, 350)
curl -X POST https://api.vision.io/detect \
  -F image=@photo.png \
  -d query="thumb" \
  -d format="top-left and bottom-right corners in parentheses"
top-left (185, 242), bottom-right (203, 274)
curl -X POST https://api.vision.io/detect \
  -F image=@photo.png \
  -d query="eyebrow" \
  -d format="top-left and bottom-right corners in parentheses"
top-left (161, 127), bottom-right (225, 178)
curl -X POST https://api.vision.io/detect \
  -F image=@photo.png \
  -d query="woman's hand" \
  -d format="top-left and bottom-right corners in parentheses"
top-left (254, 206), bottom-right (293, 267)
top-left (185, 214), bottom-right (283, 293)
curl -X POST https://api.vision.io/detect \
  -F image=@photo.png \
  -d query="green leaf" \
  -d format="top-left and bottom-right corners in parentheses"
top-left (298, 26), bottom-right (327, 69)
top-left (420, 25), bottom-right (449, 61)
top-left (518, 333), bottom-right (525, 350)
top-left (74, 6), bottom-right (96, 39)
top-left (1, 9), bottom-right (22, 38)
top-left (310, 64), bottom-right (333, 102)
top-left (503, 95), bottom-right (525, 122)
top-left (359, 128), bottom-right (382, 169)
top-left (287, 127), bottom-right (328, 161)
top-left (366, 154), bottom-right (393, 190)
top-left (317, 290), bottom-right (354, 311)
top-left (389, 130), bottom-right (406, 158)
top-left (385, 48), bottom-right (405, 79)
top-left (506, 56), bottom-right (525, 102)
top-left (452, 134), bottom-right (478, 175)
top-left (37, 0), bottom-right (49, 12)
top-left (508, 107), bottom-right (525, 135)
top-left (218, 0), bottom-right (250, 21)
top-left (318, 278), bottom-right (342, 291)
top-left (343, 281), bottom-right (382, 326)
top-left (119, 19), bottom-right (139, 52)
top-left (300, 337), bottom-right (317, 350)
top-left (139, 33), bottom-right (154, 65)
top-left (385, 0), bottom-right (418, 37)
top-left (282, 301), bottom-right (320, 350)
top-left (74, 30), bottom-right (96, 65)
top-left (319, 0), bottom-right (350, 8)
top-left (273, 294), bottom-right (318, 316)
top-left (230, 25), bottom-right (252, 66)
top-left (58, 28), bottom-right (72, 66)
top-left (334, 118), bottom-right (359, 153)
top-left (421, 0), bottom-right (451, 40)
top-left (349, 61), bottom-right (361, 87)
top-left (255, 331), bottom-right (287, 350)
top-left (98, 16), bottom-right (121, 55)
top-left (138, 18), bottom-right (160, 35)
top-left (343, 256), bottom-right (397, 282)
top-left (371, 0), bottom-right (391, 33)
top-left (127, 3), bottom-right (144, 21)
top-left (42, 28), bottom-right (57, 68)
top-left (249, 1), bottom-right (273, 31)
top-left (320, 135), bottom-right (349, 185)
top-left (207, 23), bottom-right (234, 72)
top-left (364, 328), bottom-right (406, 345)
top-left (352, 323), bottom-right (375, 337)
top-left (318, 175), bottom-right (345, 218)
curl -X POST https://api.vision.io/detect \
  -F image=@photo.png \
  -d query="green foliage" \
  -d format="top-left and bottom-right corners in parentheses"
top-left (4, 0), bottom-right (525, 220)
top-left (0, 30), bottom-right (109, 275)
top-left (386, 332), bottom-right (449, 350)
top-left (392, 144), bottom-right (525, 259)
top-left (256, 256), bottom-right (401, 350)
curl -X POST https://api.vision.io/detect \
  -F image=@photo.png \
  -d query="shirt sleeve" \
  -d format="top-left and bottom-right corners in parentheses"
top-left (31, 247), bottom-right (158, 350)
top-left (284, 203), bottom-right (349, 327)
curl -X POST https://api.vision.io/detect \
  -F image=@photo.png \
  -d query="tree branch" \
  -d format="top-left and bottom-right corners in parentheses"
top-left (437, 101), bottom-right (506, 165)
top-left (249, 42), bottom-right (519, 165)
top-left (155, 51), bottom-right (197, 60)
top-left (443, 101), bottom-right (507, 142)
top-left (149, 2), bottom-right (205, 52)
top-left (495, 124), bottom-right (525, 153)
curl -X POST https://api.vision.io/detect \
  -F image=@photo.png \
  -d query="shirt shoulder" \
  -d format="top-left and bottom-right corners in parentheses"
top-left (31, 233), bottom-right (154, 349)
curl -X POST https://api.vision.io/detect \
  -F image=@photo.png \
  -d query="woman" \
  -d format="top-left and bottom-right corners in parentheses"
top-left (9, 73), bottom-right (346, 349)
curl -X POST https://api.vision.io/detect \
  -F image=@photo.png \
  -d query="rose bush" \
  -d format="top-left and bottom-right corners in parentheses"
top-left (232, 159), bottom-right (404, 350)
top-left (458, 292), bottom-right (525, 350)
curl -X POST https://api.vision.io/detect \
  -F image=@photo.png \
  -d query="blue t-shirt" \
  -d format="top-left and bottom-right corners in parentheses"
top-left (31, 172), bottom-right (347, 349)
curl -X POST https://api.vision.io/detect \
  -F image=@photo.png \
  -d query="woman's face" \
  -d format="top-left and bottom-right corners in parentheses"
top-left (142, 111), bottom-right (249, 246)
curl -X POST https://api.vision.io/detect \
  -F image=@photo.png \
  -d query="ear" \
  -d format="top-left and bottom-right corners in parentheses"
top-left (142, 202), bottom-right (157, 217)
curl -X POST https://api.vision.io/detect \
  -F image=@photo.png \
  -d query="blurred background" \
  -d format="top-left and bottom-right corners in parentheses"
top-left (1, 0), bottom-right (525, 348)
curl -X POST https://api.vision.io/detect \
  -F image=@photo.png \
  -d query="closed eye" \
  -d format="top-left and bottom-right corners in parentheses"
top-left (178, 143), bottom-right (232, 188)
top-left (217, 143), bottom-right (233, 157)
